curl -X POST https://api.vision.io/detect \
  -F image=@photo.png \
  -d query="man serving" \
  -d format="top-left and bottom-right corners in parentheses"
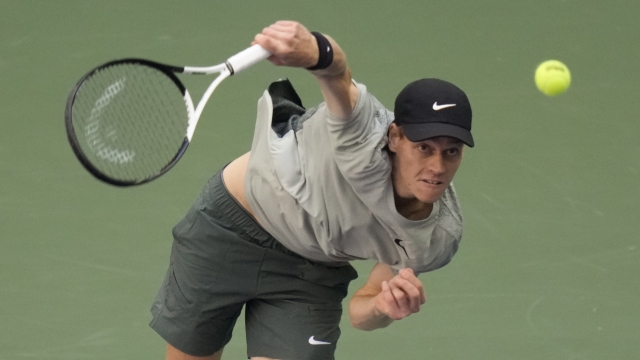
top-left (150, 20), bottom-right (475, 360)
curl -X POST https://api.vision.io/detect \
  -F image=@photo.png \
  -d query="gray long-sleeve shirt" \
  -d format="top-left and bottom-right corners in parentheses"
top-left (245, 81), bottom-right (463, 275)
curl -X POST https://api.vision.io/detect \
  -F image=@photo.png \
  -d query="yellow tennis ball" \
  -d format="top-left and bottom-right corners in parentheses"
top-left (535, 60), bottom-right (571, 96)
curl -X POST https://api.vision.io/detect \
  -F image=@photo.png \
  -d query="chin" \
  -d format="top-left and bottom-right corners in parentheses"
top-left (416, 188), bottom-right (447, 204)
top-left (421, 196), bottom-right (442, 204)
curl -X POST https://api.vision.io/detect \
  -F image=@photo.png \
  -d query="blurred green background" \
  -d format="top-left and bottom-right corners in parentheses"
top-left (1, 0), bottom-right (639, 359)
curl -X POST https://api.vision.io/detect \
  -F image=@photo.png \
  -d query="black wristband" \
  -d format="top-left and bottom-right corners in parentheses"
top-left (306, 31), bottom-right (334, 71)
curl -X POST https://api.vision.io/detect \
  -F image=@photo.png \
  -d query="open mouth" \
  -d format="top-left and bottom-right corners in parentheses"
top-left (423, 179), bottom-right (442, 185)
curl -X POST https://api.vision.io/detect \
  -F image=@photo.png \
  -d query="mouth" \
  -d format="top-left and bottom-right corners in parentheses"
top-left (422, 179), bottom-right (443, 186)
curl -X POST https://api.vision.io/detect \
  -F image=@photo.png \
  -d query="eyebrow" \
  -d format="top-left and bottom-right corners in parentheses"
top-left (419, 138), bottom-right (463, 147)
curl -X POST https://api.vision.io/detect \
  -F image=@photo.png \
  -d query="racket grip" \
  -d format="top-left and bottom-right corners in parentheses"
top-left (226, 45), bottom-right (271, 75)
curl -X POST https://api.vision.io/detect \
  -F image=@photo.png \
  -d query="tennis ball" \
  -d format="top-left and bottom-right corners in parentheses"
top-left (535, 60), bottom-right (571, 96)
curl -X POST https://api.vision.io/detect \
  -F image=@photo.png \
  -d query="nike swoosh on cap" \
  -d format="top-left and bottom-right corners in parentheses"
top-left (308, 336), bottom-right (331, 345)
top-left (432, 102), bottom-right (456, 111)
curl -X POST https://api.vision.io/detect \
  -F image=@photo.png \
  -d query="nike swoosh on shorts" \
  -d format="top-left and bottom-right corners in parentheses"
top-left (308, 336), bottom-right (331, 345)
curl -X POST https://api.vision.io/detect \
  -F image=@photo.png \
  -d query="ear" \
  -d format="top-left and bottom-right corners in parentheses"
top-left (387, 123), bottom-right (401, 153)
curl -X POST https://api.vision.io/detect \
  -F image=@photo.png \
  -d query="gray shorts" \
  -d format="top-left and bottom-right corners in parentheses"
top-left (149, 170), bottom-right (358, 359)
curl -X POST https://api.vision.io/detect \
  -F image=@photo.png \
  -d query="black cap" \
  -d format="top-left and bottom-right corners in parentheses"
top-left (394, 78), bottom-right (474, 147)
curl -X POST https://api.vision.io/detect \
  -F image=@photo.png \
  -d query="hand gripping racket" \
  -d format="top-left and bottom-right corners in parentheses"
top-left (65, 44), bottom-right (270, 186)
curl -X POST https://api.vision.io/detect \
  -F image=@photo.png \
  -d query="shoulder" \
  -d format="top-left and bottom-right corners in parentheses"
top-left (436, 183), bottom-right (464, 239)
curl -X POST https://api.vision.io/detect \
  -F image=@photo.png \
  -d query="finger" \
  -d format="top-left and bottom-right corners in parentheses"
top-left (253, 34), bottom-right (288, 62)
top-left (390, 276), bottom-right (421, 312)
top-left (394, 282), bottom-right (418, 313)
top-left (399, 268), bottom-right (413, 277)
top-left (262, 26), bottom-right (293, 41)
top-left (387, 281), bottom-right (410, 314)
top-left (272, 20), bottom-right (310, 36)
top-left (384, 283), bottom-right (404, 320)
top-left (263, 22), bottom-right (313, 50)
top-left (269, 21), bottom-right (296, 32)
top-left (274, 20), bottom-right (298, 26)
top-left (380, 280), bottom-right (389, 295)
top-left (381, 281), bottom-right (397, 306)
top-left (379, 281), bottom-right (401, 319)
top-left (399, 269), bottom-right (426, 304)
top-left (399, 268), bottom-right (420, 287)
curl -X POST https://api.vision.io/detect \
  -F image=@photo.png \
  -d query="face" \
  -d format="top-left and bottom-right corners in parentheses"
top-left (388, 124), bottom-right (464, 205)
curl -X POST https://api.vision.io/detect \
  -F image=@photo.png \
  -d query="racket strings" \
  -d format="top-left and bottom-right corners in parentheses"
top-left (70, 63), bottom-right (189, 183)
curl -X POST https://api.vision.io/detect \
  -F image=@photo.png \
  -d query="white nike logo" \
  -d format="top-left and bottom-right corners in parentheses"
top-left (308, 336), bottom-right (331, 345)
top-left (433, 102), bottom-right (456, 111)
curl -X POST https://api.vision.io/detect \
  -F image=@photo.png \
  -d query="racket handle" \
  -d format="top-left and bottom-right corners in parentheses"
top-left (226, 44), bottom-right (271, 75)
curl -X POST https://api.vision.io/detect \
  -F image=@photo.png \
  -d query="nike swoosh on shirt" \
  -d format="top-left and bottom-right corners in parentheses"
top-left (433, 102), bottom-right (456, 111)
top-left (308, 336), bottom-right (331, 345)
top-left (394, 239), bottom-right (411, 259)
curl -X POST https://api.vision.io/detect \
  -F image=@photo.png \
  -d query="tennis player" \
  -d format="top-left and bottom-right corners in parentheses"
top-left (150, 21), bottom-right (474, 360)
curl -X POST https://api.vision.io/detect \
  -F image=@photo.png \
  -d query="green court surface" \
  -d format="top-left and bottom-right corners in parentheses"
top-left (1, 0), bottom-right (639, 359)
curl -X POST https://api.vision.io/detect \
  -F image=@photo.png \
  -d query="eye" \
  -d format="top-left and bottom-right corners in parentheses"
top-left (418, 145), bottom-right (429, 152)
top-left (446, 148), bottom-right (460, 156)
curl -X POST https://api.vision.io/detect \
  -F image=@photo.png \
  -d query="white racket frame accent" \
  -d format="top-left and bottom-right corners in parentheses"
top-left (182, 44), bottom-right (270, 141)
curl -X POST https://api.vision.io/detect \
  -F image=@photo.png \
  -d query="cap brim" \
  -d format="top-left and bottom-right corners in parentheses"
top-left (401, 123), bottom-right (474, 147)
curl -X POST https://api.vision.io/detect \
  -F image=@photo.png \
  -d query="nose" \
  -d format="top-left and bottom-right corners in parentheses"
top-left (426, 153), bottom-right (446, 175)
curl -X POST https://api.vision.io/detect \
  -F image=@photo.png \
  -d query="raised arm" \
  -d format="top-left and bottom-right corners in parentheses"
top-left (349, 263), bottom-right (427, 331)
top-left (253, 21), bottom-right (359, 119)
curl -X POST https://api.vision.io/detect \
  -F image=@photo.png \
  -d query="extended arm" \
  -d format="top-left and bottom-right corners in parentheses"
top-left (253, 21), bottom-right (359, 119)
top-left (349, 263), bottom-right (427, 331)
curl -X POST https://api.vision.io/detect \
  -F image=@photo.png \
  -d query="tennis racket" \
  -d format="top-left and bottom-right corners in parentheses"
top-left (65, 44), bottom-right (270, 187)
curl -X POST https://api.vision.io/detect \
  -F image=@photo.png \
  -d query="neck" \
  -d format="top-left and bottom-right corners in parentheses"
top-left (393, 193), bottom-right (433, 220)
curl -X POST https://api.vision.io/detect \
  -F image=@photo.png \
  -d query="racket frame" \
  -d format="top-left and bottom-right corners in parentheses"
top-left (64, 45), bottom-right (270, 187)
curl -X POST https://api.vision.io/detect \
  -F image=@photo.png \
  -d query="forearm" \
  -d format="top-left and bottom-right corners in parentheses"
top-left (348, 292), bottom-right (394, 331)
top-left (308, 35), bottom-right (357, 119)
